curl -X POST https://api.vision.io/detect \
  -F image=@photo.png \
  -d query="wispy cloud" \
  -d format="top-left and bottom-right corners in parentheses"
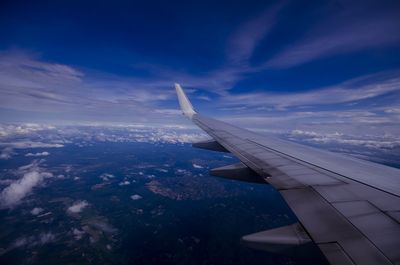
top-left (122, 3), bottom-right (285, 95)
top-left (265, 3), bottom-right (400, 68)
top-left (223, 71), bottom-right (400, 109)
top-left (0, 51), bottom-right (178, 123)
top-left (226, 3), bottom-right (285, 66)
top-left (0, 1), bottom-right (399, 130)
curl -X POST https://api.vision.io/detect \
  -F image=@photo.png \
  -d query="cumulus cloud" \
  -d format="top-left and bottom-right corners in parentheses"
top-left (0, 147), bottom-right (15, 160)
top-left (118, 181), bottom-right (130, 186)
top-left (130, 194), bottom-right (142, 201)
top-left (25, 151), bottom-right (50, 157)
top-left (0, 120), bottom-right (397, 155)
top-left (39, 232), bottom-right (55, 244)
top-left (13, 237), bottom-right (29, 248)
top-left (99, 173), bottom-right (115, 181)
top-left (12, 232), bottom-right (56, 248)
top-left (192, 164), bottom-right (204, 169)
top-left (0, 162), bottom-right (53, 208)
top-left (143, 130), bottom-right (207, 144)
top-left (30, 207), bottom-right (44, 215)
top-left (67, 200), bottom-right (89, 214)
top-left (288, 129), bottom-right (400, 149)
top-left (88, 219), bottom-right (117, 234)
top-left (0, 123), bottom-right (56, 139)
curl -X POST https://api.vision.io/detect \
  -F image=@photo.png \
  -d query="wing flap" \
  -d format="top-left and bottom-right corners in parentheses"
top-left (192, 139), bottom-right (229, 152)
top-left (318, 243), bottom-right (355, 265)
top-left (210, 162), bottom-right (266, 183)
top-left (281, 188), bottom-right (393, 265)
top-left (241, 222), bottom-right (311, 251)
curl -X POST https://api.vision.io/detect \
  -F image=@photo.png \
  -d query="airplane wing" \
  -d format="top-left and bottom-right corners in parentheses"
top-left (174, 84), bottom-right (400, 265)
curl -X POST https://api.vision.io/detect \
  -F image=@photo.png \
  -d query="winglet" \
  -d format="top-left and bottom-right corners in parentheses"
top-left (175, 83), bottom-right (197, 119)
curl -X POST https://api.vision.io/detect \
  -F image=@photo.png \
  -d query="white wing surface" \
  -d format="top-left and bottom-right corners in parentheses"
top-left (175, 84), bottom-right (400, 265)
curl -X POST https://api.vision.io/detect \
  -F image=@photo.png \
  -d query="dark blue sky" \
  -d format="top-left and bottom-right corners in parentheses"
top-left (0, 0), bottom-right (399, 134)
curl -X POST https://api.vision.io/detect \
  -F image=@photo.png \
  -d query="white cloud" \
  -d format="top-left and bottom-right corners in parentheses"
top-left (13, 237), bottom-right (29, 248)
top-left (176, 169), bottom-right (187, 174)
top-left (153, 109), bottom-right (182, 115)
top-left (192, 164), bottom-right (204, 169)
top-left (30, 207), bottom-right (44, 215)
top-left (118, 180), bottom-right (130, 186)
top-left (72, 228), bottom-right (85, 240)
top-left (0, 51), bottom-right (179, 124)
top-left (39, 232), bottom-right (55, 244)
top-left (0, 162), bottom-right (53, 208)
top-left (0, 179), bottom-right (13, 185)
top-left (0, 147), bottom-right (15, 160)
top-left (25, 151), bottom-right (50, 157)
top-left (37, 211), bottom-right (51, 218)
top-left (99, 173), bottom-right (115, 181)
top-left (0, 141), bottom-right (63, 149)
top-left (288, 129), bottom-right (400, 149)
top-left (147, 131), bottom-right (207, 144)
top-left (130, 194), bottom-right (142, 201)
top-left (384, 108), bottom-right (400, 114)
top-left (12, 232), bottom-right (56, 248)
top-left (67, 200), bottom-right (89, 214)
top-left (0, 123), bottom-right (56, 138)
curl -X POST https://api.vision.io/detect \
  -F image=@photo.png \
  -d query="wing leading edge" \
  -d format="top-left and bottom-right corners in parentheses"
top-left (174, 84), bottom-right (400, 265)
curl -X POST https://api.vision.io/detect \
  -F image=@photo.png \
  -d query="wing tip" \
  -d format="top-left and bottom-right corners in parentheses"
top-left (175, 83), bottom-right (196, 119)
top-left (174, 83), bottom-right (181, 89)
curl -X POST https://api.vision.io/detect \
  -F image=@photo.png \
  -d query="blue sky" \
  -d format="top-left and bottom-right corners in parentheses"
top-left (0, 0), bottom-right (399, 135)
